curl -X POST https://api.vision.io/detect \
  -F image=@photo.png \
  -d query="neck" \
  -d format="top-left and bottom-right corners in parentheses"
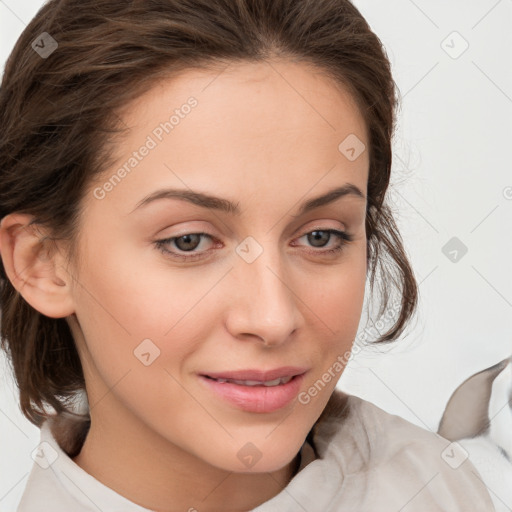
top-left (69, 400), bottom-right (301, 512)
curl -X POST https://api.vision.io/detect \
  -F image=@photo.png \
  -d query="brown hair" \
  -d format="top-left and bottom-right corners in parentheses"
top-left (0, 0), bottom-right (418, 428)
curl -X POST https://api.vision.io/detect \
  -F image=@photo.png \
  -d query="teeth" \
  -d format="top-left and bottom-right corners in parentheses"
top-left (263, 378), bottom-right (282, 387)
top-left (233, 379), bottom-right (262, 386)
top-left (212, 376), bottom-right (293, 386)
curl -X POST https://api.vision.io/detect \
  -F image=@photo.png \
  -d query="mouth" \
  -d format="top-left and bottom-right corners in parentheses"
top-left (200, 366), bottom-right (307, 386)
top-left (203, 375), bottom-right (294, 387)
top-left (198, 367), bottom-right (308, 413)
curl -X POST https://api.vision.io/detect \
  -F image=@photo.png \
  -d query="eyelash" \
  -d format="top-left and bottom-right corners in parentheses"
top-left (154, 229), bottom-right (354, 262)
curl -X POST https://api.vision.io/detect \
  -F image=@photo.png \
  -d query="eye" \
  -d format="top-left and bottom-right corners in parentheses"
top-left (154, 229), bottom-right (354, 261)
top-left (154, 232), bottom-right (216, 261)
top-left (293, 229), bottom-right (354, 256)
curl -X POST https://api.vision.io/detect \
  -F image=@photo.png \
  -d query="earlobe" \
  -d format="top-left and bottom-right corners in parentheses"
top-left (0, 213), bottom-right (76, 318)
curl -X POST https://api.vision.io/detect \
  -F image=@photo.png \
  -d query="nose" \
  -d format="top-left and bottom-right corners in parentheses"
top-left (225, 244), bottom-right (302, 347)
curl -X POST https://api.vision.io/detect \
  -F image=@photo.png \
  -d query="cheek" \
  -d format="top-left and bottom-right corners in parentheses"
top-left (76, 227), bottom-right (208, 330)
top-left (300, 246), bottom-right (367, 332)
top-left (315, 273), bottom-right (365, 323)
top-left (70, 239), bottom-right (210, 388)
top-left (297, 248), bottom-right (367, 388)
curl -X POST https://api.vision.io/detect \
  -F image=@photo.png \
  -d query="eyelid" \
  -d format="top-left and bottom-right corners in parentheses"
top-left (155, 219), bottom-right (345, 248)
top-left (154, 226), bottom-right (353, 262)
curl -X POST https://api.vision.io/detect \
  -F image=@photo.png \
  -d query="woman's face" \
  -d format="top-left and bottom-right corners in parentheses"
top-left (67, 59), bottom-right (369, 473)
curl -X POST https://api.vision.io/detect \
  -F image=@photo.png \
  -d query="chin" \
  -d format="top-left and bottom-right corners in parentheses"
top-left (200, 433), bottom-right (306, 474)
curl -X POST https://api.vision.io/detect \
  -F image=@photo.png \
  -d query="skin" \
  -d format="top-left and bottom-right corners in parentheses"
top-left (0, 59), bottom-right (369, 511)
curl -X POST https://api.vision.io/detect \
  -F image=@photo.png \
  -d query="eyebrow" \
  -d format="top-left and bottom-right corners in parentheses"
top-left (129, 183), bottom-right (366, 216)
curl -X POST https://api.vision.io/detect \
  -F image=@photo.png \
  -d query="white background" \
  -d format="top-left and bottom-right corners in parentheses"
top-left (1, 1), bottom-right (511, 510)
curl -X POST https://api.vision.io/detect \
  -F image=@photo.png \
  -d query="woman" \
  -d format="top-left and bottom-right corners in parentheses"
top-left (0, 0), bottom-right (495, 510)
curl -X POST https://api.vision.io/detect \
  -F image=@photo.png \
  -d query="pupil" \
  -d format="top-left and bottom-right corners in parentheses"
top-left (176, 234), bottom-right (200, 251)
top-left (309, 230), bottom-right (329, 247)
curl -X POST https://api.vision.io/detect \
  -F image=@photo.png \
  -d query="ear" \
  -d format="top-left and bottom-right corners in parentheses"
top-left (0, 213), bottom-right (75, 318)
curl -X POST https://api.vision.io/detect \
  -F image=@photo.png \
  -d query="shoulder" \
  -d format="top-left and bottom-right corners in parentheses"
top-left (17, 416), bottom-right (152, 512)
top-left (311, 390), bottom-right (496, 511)
top-left (312, 390), bottom-right (446, 464)
top-left (17, 419), bottom-right (91, 512)
top-left (315, 389), bottom-right (477, 461)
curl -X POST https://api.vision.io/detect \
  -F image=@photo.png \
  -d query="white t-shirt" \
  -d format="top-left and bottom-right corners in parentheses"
top-left (17, 391), bottom-right (496, 512)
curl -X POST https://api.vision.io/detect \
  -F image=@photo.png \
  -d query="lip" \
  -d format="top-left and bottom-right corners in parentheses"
top-left (202, 366), bottom-right (308, 382)
top-left (198, 367), bottom-right (308, 414)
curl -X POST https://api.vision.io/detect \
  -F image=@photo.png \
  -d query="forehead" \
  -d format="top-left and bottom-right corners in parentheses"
top-left (88, 59), bottom-right (369, 214)
top-left (127, 59), bottom-right (367, 139)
